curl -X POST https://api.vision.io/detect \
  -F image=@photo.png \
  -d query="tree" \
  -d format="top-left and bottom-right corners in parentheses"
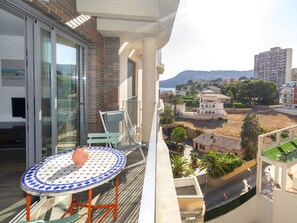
top-left (239, 76), bottom-right (248, 81)
top-left (171, 127), bottom-right (187, 151)
top-left (226, 90), bottom-right (234, 100)
top-left (171, 155), bottom-right (194, 178)
top-left (257, 80), bottom-right (277, 104)
top-left (199, 151), bottom-right (229, 179)
top-left (160, 103), bottom-right (174, 124)
top-left (240, 113), bottom-right (261, 160)
top-left (169, 95), bottom-right (184, 115)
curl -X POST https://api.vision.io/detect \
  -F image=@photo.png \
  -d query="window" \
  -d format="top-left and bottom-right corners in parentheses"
top-left (127, 59), bottom-right (136, 99)
top-left (200, 145), bottom-right (205, 150)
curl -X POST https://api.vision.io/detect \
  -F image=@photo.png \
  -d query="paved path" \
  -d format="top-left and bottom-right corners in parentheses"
top-left (183, 142), bottom-right (206, 176)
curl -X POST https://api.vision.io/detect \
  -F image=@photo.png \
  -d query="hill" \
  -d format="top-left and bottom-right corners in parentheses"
top-left (160, 70), bottom-right (254, 88)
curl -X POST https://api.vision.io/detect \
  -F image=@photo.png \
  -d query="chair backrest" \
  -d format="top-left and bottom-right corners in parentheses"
top-left (87, 132), bottom-right (120, 147)
top-left (99, 110), bottom-right (140, 150)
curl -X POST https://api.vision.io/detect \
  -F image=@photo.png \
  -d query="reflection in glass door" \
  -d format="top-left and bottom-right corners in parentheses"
top-left (34, 21), bottom-right (53, 161)
top-left (40, 28), bottom-right (52, 158)
top-left (56, 34), bottom-right (80, 152)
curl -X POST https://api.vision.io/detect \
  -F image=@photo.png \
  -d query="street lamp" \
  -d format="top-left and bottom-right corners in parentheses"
top-left (247, 168), bottom-right (252, 190)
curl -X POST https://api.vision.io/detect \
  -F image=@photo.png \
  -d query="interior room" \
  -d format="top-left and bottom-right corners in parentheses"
top-left (0, 6), bottom-right (27, 222)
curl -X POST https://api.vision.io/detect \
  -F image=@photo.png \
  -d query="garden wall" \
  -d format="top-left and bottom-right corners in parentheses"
top-left (224, 108), bottom-right (252, 114)
top-left (207, 159), bottom-right (257, 187)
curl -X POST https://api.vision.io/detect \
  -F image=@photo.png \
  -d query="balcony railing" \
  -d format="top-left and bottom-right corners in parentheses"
top-left (138, 102), bottom-right (158, 222)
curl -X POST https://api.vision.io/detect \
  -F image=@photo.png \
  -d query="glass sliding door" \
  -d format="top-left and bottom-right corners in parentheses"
top-left (56, 34), bottom-right (80, 152)
top-left (34, 21), bottom-right (53, 161)
top-left (40, 28), bottom-right (52, 157)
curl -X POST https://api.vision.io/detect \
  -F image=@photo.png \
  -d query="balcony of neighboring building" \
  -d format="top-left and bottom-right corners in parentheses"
top-left (257, 125), bottom-right (297, 200)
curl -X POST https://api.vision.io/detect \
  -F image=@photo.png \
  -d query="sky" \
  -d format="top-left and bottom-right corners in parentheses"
top-left (161, 0), bottom-right (297, 80)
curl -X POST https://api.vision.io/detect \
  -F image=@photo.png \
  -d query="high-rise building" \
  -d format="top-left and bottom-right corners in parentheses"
top-left (254, 47), bottom-right (293, 89)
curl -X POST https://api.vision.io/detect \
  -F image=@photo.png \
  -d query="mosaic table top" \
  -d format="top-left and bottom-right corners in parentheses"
top-left (21, 146), bottom-right (126, 196)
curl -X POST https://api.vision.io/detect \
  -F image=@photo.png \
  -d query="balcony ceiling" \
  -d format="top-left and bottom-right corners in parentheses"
top-left (76, 0), bottom-right (180, 49)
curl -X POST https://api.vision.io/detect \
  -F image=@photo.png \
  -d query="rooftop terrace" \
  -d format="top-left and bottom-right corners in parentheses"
top-left (262, 139), bottom-right (297, 162)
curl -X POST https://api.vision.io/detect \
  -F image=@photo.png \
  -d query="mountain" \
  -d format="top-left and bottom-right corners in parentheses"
top-left (160, 70), bottom-right (254, 88)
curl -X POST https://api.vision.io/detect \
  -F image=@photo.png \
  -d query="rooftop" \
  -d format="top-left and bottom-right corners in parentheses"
top-left (193, 133), bottom-right (242, 151)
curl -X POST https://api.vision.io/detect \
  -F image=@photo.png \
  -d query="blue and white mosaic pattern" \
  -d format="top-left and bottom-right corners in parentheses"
top-left (21, 146), bottom-right (126, 196)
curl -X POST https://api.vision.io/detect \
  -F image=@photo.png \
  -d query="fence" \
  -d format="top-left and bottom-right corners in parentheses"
top-left (204, 187), bottom-right (256, 221)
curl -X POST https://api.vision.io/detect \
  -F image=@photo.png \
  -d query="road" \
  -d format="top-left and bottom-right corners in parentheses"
top-left (202, 166), bottom-right (257, 210)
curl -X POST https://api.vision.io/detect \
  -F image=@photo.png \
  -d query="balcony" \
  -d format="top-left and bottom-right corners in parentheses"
top-left (258, 125), bottom-right (297, 198)
top-left (10, 102), bottom-right (183, 222)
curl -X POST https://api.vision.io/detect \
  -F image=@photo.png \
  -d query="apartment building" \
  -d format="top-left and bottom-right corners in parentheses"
top-left (279, 82), bottom-right (297, 109)
top-left (254, 47), bottom-right (293, 89)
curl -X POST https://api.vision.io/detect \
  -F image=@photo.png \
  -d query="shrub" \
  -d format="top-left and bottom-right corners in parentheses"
top-left (281, 131), bottom-right (289, 138)
top-left (195, 128), bottom-right (205, 137)
top-left (232, 102), bottom-right (252, 108)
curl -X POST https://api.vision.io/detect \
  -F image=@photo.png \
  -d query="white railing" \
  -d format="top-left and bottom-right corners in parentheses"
top-left (138, 102), bottom-right (158, 222)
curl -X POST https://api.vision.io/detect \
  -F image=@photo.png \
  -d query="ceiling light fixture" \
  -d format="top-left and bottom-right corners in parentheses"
top-left (66, 15), bottom-right (91, 29)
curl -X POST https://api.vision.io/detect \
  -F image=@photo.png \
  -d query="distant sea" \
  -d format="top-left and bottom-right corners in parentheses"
top-left (160, 87), bottom-right (175, 92)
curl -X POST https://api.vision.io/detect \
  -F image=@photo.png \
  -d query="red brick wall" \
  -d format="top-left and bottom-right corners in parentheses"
top-left (23, 0), bottom-right (120, 133)
top-left (104, 37), bottom-right (120, 111)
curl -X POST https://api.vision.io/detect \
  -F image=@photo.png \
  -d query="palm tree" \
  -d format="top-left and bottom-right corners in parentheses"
top-left (199, 150), bottom-right (229, 178)
top-left (169, 95), bottom-right (184, 116)
top-left (171, 155), bottom-right (194, 178)
top-left (199, 150), bottom-right (229, 194)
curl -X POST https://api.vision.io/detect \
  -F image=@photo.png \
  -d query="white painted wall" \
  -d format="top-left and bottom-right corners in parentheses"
top-left (275, 108), bottom-right (297, 116)
top-left (272, 189), bottom-right (297, 223)
top-left (0, 35), bottom-right (25, 122)
top-left (254, 195), bottom-right (273, 223)
top-left (206, 190), bottom-right (297, 223)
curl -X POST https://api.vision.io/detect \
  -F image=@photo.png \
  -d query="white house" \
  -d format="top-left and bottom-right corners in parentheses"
top-left (197, 90), bottom-right (230, 117)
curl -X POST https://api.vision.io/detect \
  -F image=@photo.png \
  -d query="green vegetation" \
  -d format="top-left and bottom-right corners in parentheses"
top-left (176, 80), bottom-right (202, 95)
top-left (184, 96), bottom-right (199, 107)
top-left (171, 155), bottom-right (194, 178)
top-left (195, 128), bottom-right (205, 137)
top-left (160, 103), bottom-right (174, 124)
top-left (240, 113), bottom-right (261, 160)
top-left (190, 152), bottom-right (198, 164)
top-left (170, 127), bottom-right (187, 152)
top-left (221, 80), bottom-right (277, 105)
top-left (199, 151), bottom-right (243, 179)
top-left (169, 94), bottom-right (184, 115)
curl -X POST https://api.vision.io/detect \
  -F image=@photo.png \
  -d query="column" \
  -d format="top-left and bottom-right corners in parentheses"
top-left (256, 157), bottom-right (262, 194)
top-left (142, 37), bottom-right (157, 143)
top-left (276, 131), bottom-right (281, 147)
top-left (281, 166), bottom-right (287, 190)
top-left (275, 164), bottom-right (280, 187)
top-left (289, 129), bottom-right (293, 142)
